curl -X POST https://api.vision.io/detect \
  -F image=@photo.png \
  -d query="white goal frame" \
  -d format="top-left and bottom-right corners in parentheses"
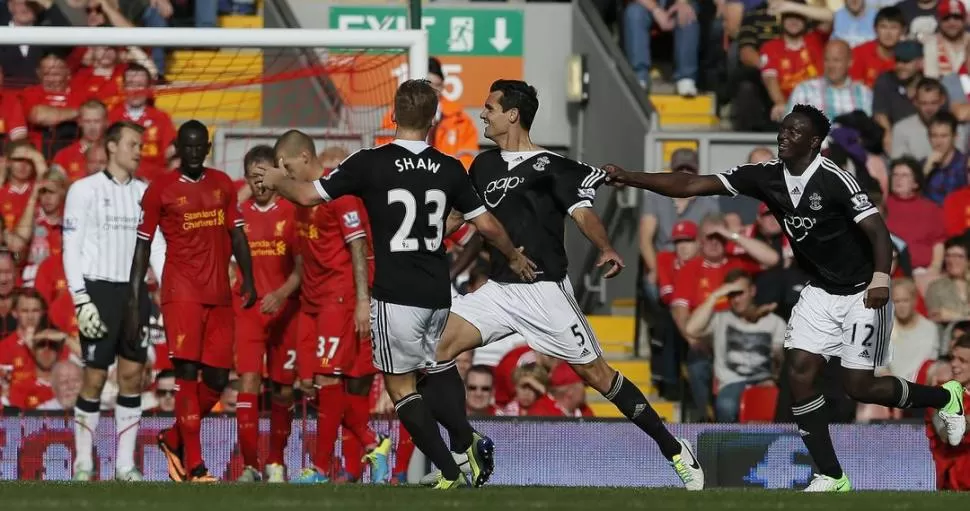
top-left (0, 26), bottom-right (429, 80)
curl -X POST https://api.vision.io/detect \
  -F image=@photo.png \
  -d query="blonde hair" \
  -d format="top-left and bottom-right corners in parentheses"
top-left (318, 146), bottom-right (350, 168)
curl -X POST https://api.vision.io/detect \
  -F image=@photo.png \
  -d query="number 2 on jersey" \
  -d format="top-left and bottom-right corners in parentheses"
top-left (388, 188), bottom-right (447, 252)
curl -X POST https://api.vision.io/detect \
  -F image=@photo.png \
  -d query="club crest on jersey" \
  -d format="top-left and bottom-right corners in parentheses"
top-left (342, 211), bottom-right (361, 229)
top-left (176, 196), bottom-right (187, 206)
top-left (274, 220), bottom-right (287, 237)
top-left (850, 193), bottom-right (872, 212)
top-left (533, 156), bottom-right (551, 172)
top-left (808, 192), bottom-right (823, 211)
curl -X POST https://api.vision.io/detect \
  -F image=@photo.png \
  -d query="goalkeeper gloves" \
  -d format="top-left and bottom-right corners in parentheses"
top-left (74, 293), bottom-right (108, 339)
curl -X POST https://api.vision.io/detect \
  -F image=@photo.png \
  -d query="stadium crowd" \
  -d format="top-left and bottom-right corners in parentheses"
top-left (0, 0), bottom-right (967, 487)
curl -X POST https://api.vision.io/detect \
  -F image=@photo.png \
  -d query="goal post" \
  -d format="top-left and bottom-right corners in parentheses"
top-left (0, 26), bottom-right (429, 178)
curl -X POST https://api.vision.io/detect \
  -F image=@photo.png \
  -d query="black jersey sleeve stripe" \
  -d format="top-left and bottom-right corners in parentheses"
top-left (820, 159), bottom-right (861, 194)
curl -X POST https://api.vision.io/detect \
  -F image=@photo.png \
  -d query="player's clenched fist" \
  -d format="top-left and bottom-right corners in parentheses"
top-left (252, 159), bottom-right (287, 191)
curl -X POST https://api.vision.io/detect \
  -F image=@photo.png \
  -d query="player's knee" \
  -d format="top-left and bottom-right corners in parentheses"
top-left (786, 351), bottom-right (819, 390)
top-left (345, 375), bottom-right (373, 396)
top-left (239, 372), bottom-right (262, 394)
top-left (201, 365), bottom-right (230, 391)
top-left (80, 368), bottom-right (109, 399)
top-left (272, 382), bottom-right (295, 404)
top-left (116, 365), bottom-right (144, 393)
top-left (172, 359), bottom-right (201, 381)
top-left (841, 370), bottom-right (876, 401)
top-left (572, 358), bottom-right (614, 395)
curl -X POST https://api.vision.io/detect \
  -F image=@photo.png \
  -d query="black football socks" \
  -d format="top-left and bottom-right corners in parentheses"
top-left (889, 376), bottom-right (950, 409)
top-left (420, 362), bottom-right (475, 453)
top-left (792, 394), bottom-right (843, 479)
top-left (603, 371), bottom-right (682, 459)
top-left (394, 393), bottom-right (462, 481)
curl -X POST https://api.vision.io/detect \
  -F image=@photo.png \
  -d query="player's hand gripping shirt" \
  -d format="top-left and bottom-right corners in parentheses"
top-left (137, 169), bottom-right (244, 305)
top-left (312, 140), bottom-right (486, 310)
top-left (716, 154), bottom-right (878, 294)
top-left (467, 150), bottom-right (606, 284)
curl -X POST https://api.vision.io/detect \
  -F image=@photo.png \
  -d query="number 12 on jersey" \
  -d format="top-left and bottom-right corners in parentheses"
top-left (388, 188), bottom-right (447, 252)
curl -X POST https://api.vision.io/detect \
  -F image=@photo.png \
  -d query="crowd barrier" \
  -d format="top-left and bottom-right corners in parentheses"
top-left (0, 415), bottom-right (935, 489)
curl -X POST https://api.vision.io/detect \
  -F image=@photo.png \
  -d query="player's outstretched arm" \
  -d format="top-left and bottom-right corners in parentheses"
top-left (858, 214), bottom-right (894, 309)
top-left (230, 226), bottom-right (258, 308)
top-left (468, 212), bottom-right (538, 282)
top-left (252, 164), bottom-right (327, 207)
top-left (570, 207), bottom-right (625, 279)
top-left (603, 163), bottom-right (727, 197)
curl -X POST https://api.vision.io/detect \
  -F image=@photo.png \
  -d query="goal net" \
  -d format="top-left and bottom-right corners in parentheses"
top-left (0, 26), bottom-right (428, 180)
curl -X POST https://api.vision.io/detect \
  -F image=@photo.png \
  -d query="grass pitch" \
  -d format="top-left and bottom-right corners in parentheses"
top-left (0, 483), bottom-right (962, 511)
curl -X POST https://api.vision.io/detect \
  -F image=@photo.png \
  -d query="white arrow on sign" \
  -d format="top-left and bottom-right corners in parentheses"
top-left (489, 17), bottom-right (512, 52)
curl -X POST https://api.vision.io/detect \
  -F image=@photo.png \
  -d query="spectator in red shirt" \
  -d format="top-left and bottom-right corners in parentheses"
top-left (0, 290), bottom-right (74, 387)
top-left (6, 153), bottom-right (65, 284)
top-left (501, 363), bottom-right (562, 417)
top-left (0, 66), bottom-right (28, 147)
top-left (656, 219), bottom-right (699, 305)
top-left (0, 140), bottom-right (41, 230)
top-left (0, 252), bottom-right (18, 339)
top-left (70, 46), bottom-right (125, 109)
top-left (51, 99), bottom-right (107, 182)
top-left (492, 344), bottom-right (534, 407)
top-left (21, 53), bottom-right (83, 159)
top-left (465, 365), bottom-right (498, 416)
top-left (944, 183), bottom-right (970, 237)
top-left (849, 6), bottom-right (905, 88)
top-left (885, 157), bottom-right (946, 271)
top-left (107, 64), bottom-right (176, 182)
top-left (36, 359), bottom-right (81, 410)
top-left (548, 362), bottom-right (594, 417)
top-left (760, 0), bottom-right (832, 122)
top-left (926, 335), bottom-right (970, 490)
top-left (6, 331), bottom-right (65, 410)
top-left (923, 0), bottom-right (969, 79)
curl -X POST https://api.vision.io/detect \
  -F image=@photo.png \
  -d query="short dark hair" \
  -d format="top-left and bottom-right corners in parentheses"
top-left (888, 156), bottom-right (924, 192)
top-left (723, 268), bottom-right (753, 285)
top-left (14, 288), bottom-right (47, 312)
top-left (791, 104), bottom-right (832, 141)
top-left (874, 6), bottom-right (904, 27)
top-left (274, 129), bottom-right (316, 158)
top-left (124, 63), bottom-right (152, 83)
top-left (954, 333), bottom-right (970, 350)
top-left (243, 145), bottom-right (275, 175)
top-left (489, 79), bottom-right (539, 130)
top-left (104, 121), bottom-right (144, 154)
top-left (394, 79), bottom-right (439, 131)
top-left (467, 365), bottom-right (494, 379)
top-left (916, 77), bottom-right (946, 97)
top-left (929, 110), bottom-right (959, 133)
top-left (944, 236), bottom-right (969, 254)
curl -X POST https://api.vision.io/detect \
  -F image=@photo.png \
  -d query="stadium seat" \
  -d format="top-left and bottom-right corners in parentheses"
top-left (737, 384), bottom-right (778, 423)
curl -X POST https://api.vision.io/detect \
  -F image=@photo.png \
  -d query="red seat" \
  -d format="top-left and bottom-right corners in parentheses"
top-left (738, 384), bottom-right (779, 423)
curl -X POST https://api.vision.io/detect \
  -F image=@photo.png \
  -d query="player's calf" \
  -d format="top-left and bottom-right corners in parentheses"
top-left (267, 381), bottom-right (295, 481)
top-left (73, 368), bottom-right (109, 480)
top-left (236, 372), bottom-right (263, 473)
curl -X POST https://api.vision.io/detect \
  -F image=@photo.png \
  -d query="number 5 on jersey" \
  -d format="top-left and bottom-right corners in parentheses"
top-left (388, 188), bottom-right (447, 252)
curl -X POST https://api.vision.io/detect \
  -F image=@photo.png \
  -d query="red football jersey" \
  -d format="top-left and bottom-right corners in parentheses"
top-left (107, 105), bottom-right (176, 182)
top-left (137, 169), bottom-right (244, 306)
top-left (48, 291), bottom-right (79, 338)
top-left (241, 198), bottom-right (297, 298)
top-left (849, 41), bottom-right (895, 88)
top-left (0, 333), bottom-right (69, 385)
top-left (70, 65), bottom-right (124, 109)
top-left (296, 195), bottom-right (374, 310)
top-left (0, 92), bottom-right (27, 142)
top-left (8, 376), bottom-right (54, 409)
top-left (670, 256), bottom-right (761, 311)
top-left (33, 254), bottom-right (67, 306)
top-left (656, 251), bottom-right (694, 305)
top-left (20, 85), bottom-right (84, 150)
top-left (52, 141), bottom-right (94, 182)
top-left (0, 183), bottom-right (33, 231)
top-left (759, 30), bottom-right (827, 99)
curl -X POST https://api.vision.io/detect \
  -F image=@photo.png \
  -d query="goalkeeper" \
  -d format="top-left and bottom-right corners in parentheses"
top-left (63, 121), bottom-right (168, 481)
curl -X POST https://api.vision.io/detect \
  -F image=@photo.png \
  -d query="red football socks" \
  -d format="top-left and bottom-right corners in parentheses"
top-left (315, 384), bottom-right (345, 476)
top-left (344, 392), bottom-right (377, 450)
top-left (236, 392), bottom-right (260, 469)
top-left (341, 429), bottom-right (364, 480)
top-left (268, 400), bottom-right (292, 466)
top-left (175, 378), bottom-right (203, 471)
top-left (394, 421), bottom-right (414, 475)
top-left (198, 382), bottom-right (222, 416)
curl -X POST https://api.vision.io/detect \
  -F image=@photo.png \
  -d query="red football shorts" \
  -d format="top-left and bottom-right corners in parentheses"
top-left (234, 299), bottom-right (299, 385)
top-left (162, 302), bottom-right (234, 369)
top-left (297, 301), bottom-right (376, 380)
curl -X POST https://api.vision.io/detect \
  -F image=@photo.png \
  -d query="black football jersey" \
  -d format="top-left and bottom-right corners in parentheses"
top-left (315, 140), bottom-right (486, 309)
top-left (717, 154), bottom-right (878, 295)
top-left (468, 149), bottom-right (606, 283)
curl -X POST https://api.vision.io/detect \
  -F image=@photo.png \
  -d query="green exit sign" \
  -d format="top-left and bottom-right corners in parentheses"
top-left (330, 6), bottom-right (524, 57)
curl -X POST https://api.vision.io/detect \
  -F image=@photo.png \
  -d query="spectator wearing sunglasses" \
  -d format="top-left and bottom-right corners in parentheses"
top-left (465, 365), bottom-right (498, 417)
